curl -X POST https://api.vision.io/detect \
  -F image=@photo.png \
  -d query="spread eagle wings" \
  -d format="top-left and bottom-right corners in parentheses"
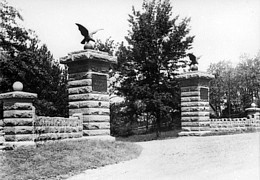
top-left (76, 23), bottom-right (89, 38)
top-left (75, 23), bottom-right (103, 44)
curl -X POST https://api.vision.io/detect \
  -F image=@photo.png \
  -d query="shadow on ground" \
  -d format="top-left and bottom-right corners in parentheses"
top-left (115, 129), bottom-right (182, 142)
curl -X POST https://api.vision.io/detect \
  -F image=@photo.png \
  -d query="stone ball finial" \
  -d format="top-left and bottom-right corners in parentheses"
top-left (251, 102), bottom-right (257, 108)
top-left (84, 42), bottom-right (94, 49)
top-left (13, 81), bottom-right (23, 91)
top-left (190, 64), bottom-right (198, 71)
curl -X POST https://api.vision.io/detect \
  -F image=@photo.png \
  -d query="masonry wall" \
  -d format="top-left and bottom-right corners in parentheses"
top-left (34, 116), bottom-right (83, 141)
top-left (0, 102), bottom-right (3, 145)
top-left (0, 118), bottom-right (4, 146)
top-left (210, 118), bottom-right (260, 132)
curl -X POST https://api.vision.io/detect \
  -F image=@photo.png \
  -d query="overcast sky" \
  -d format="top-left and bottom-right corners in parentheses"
top-left (8, 0), bottom-right (260, 71)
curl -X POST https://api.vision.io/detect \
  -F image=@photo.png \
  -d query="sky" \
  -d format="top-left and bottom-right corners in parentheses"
top-left (7, 0), bottom-right (260, 71)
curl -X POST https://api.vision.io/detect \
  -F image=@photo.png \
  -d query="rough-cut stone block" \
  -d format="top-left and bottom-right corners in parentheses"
top-left (69, 93), bottom-right (109, 101)
top-left (181, 106), bottom-right (210, 112)
top-left (36, 133), bottom-right (58, 141)
top-left (83, 122), bottom-right (110, 130)
top-left (4, 126), bottom-right (34, 135)
top-left (84, 108), bottom-right (109, 115)
top-left (80, 101), bottom-right (109, 108)
top-left (190, 127), bottom-right (211, 131)
top-left (60, 50), bottom-right (117, 64)
top-left (83, 129), bottom-right (110, 136)
top-left (3, 102), bottom-right (33, 110)
top-left (182, 121), bottom-right (210, 127)
top-left (0, 91), bottom-right (37, 100)
top-left (181, 102), bottom-right (209, 107)
top-left (69, 72), bottom-right (109, 81)
top-left (4, 118), bottom-right (34, 126)
top-left (181, 91), bottom-right (199, 97)
top-left (69, 72), bottom-right (89, 81)
top-left (182, 116), bottom-right (210, 122)
top-left (5, 134), bottom-right (34, 141)
top-left (4, 110), bottom-right (33, 118)
top-left (182, 112), bottom-right (209, 117)
top-left (69, 101), bottom-right (109, 109)
top-left (70, 108), bottom-right (109, 116)
top-left (83, 115), bottom-right (110, 123)
top-left (68, 79), bottom-right (92, 88)
top-left (68, 86), bottom-right (92, 95)
top-left (176, 71), bottom-right (214, 80)
top-left (181, 86), bottom-right (199, 92)
top-left (0, 136), bottom-right (4, 144)
top-left (182, 127), bottom-right (191, 131)
top-left (181, 97), bottom-right (200, 102)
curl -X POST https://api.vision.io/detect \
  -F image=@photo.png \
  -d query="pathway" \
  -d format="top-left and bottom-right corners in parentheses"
top-left (68, 133), bottom-right (260, 180)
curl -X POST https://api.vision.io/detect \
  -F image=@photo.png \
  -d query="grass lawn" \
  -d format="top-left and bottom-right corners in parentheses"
top-left (0, 139), bottom-right (142, 180)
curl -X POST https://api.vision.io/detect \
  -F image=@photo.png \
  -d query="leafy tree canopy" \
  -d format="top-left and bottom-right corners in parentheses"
top-left (207, 52), bottom-right (260, 117)
top-left (0, 0), bottom-right (68, 117)
top-left (116, 0), bottom-right (194, 136)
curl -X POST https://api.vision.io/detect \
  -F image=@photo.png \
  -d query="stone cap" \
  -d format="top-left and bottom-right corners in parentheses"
top-left (60, 49), bottom-right (117, 64)
top-left (176, 71), bottom-right (214, 80)
top-left (0, 91), bottom-right (37, 101)
top-left (245, 107), bottom-right (260, 113)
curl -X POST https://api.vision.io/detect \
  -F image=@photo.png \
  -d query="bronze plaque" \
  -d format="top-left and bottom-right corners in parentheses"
top-left (92, 74), bottom-right (107, 92)
top-left (200, 88), bottom-right (208, 100)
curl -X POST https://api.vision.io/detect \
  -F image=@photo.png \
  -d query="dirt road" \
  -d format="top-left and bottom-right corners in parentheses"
top-left (68, 133), bottom-right (260, 180)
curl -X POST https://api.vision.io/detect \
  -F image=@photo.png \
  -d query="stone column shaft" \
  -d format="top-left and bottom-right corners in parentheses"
top-left (61, 49), bottom-right (117, 137)
top-left (177, 71), bottom-right (214, 136)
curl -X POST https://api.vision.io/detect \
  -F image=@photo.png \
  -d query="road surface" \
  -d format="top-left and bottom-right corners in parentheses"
top-left (68, 133), bottom-right (260, 180)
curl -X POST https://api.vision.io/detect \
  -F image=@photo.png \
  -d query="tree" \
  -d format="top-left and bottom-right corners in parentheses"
top-left (207, 61), bottom-right (237, 117)
top-left (207, 53), bottom-right (260, 117)
top-left (0, 0), bottom-right (68, 117)
top-left (94, 37), bottom-right (116, 56)
top-left (117, 0), bottom-right (194, 136)
top-left (235, 54), bottom-right (260, 109)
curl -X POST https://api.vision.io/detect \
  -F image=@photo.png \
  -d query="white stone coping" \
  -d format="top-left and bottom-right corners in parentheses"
top-left (60, 49), bottom-right (117, 64)
top-left (0, 91), bottom-right (37, 100)
top-left (245, 107), bottom-right (260, 112)
top-left (176, 71), bottom-right (214, 80)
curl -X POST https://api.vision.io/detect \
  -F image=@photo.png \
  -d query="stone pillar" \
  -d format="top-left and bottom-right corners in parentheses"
top-left (0, 82), bottom-right (37, 146)
top-left (60, 50), bottom-right (117, 137)
top-left (0, 102), bottom-right (4, 149)
top-left (176, 71), bottom-right (214, 136)
top-left (245, 103), bottom-right (260, 120)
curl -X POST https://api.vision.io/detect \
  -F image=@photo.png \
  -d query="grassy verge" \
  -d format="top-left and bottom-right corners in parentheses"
top-left (116, 129), bottom-right (181, 142)
top-left (0, 139), bottom-right (142, 180)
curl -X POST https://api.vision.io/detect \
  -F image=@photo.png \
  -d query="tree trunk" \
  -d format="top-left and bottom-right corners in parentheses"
top-left (156, 110), bottom-right (161, 137)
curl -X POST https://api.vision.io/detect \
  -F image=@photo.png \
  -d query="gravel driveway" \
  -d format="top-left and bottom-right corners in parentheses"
top-left (68, 133), bottom-right (260, 180)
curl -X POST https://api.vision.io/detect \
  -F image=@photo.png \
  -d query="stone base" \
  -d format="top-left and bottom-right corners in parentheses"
top-left (178, 131), bottom-right (212, 136)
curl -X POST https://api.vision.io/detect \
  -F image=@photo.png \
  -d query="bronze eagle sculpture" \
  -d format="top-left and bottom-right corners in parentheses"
top-left (187, 53), bottom-right (198, 66)
top-left (75, 23), bottom-right (103, 44)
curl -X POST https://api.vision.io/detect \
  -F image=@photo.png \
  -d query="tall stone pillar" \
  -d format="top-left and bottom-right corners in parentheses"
top-left (0, 82), bottom-right (37, 146)
top-left (60, 50), bottom-right (117, 137)
top-left (176, 71), bottom-right (214, 136)
top-left (0, 102), bottom-right (4, 149)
